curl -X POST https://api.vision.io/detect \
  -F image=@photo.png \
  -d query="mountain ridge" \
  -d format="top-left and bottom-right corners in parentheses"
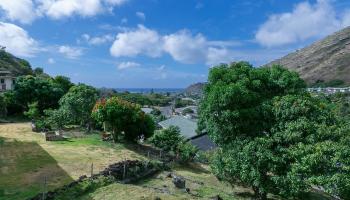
top-left (267, 26), bottom-right (350, 86)
top-left (0, 49), bottom-right (33, 75)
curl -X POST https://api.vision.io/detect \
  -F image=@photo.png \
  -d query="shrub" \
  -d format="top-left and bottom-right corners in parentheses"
top-left (24, 102), bottom-right (40, 120)
top-left (148, 126), bottom-right (183, 152)
top-left (177, 142), bottom-right (198, 164)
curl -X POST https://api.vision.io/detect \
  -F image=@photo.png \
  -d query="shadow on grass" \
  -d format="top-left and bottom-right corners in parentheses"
top-left (177, 162), bottom-right (211, 174)
top-left (0, 136), bottom-right (74, 200)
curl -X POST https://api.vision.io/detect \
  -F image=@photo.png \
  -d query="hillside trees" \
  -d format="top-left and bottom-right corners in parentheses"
top-left (199, 62), bottom-right (349, 199)
top-left (92, 97), bottom-right (155, 142)
top-left (14, 75), bottom-right (65, 113)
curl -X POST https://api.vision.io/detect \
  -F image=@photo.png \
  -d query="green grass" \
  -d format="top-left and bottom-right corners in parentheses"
top-left (0, 123), bottom-right (145, 200)
top-left (78, 164), bottom-right (240, 200)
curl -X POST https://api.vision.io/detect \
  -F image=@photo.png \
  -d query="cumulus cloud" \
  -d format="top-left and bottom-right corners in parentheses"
top-left (117, 61), bottom-right (140, 70)
top-left (136, 12), bottom-right (146, 20)
top-left (256, 0), bottom-right (350, 47)
top-left (0, 22), bottom-right (39, 57)
top-left (110, 25), bottom-right (163, 58)
top-left (80, 34), bottom-right (114, 45)
top-left (38, 0), bottom-right (105, 19)
top-left (58, 45), bottom-right (83, 59)
top-left (110, 25), bottom-right (236, 65)
top-left (163, 31), bottom-right (208, 64)
top-left (0, 0), bottom-right (37, 24)
top-left (0, 0), bottom-right (129, 23)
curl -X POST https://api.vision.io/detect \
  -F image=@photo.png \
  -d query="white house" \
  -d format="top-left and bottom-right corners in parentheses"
top-left (0, 71), bottom-right (15, 92)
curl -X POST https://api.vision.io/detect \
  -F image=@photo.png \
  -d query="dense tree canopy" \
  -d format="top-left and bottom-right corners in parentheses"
top-left (53, 76), bottom-right (74, 94)
top-left (13, 75), bottom-right (65, 113)
top-left (92, 97), bottom-right (155, 142)
top-left (199, 62), bottom-right (349, 199)
top-left (58, 84), bottom-right (98, 128)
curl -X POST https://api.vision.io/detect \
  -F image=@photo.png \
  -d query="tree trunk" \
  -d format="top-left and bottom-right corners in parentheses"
top-left (253, 186), bottom-right (267, 200)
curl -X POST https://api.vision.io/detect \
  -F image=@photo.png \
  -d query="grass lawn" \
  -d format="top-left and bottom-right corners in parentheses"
top-left (0, 123), bottom-right (335, 200)
top-left (0, 123), bottom-right (145, 200)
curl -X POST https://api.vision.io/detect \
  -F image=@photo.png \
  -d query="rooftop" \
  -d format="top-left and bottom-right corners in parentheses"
top-left (158, 115), bottom-right (197, 138)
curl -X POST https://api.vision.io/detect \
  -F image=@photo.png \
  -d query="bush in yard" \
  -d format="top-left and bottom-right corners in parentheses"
top-left (177, 142), bottom-right (198, 164)
top-left (148, 126), bottom-right (183, 152)
top-left (24, 102), bottom-right (40, 120)
top-left (58, 84), bottom-right (98, 130)
top-left (92, 97), bottom-right (155, 142)
top-left (44, 108), bottom-right (70, 130)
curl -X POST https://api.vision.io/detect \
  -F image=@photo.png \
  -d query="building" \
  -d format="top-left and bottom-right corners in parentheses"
top-left (158, 115), bottom-right (197, 138)
top-left (141, 107), bottom-right (153, 114)
top-left (188, 133), bottom-right (216, 151)
top-left (0, 71), bottom-right (15, 92)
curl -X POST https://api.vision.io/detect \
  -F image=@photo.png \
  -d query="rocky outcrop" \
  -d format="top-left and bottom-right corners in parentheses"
top-left (267, 27), bottom-right (350, 86)
top-left (172, 175), bottom-right (186, 189)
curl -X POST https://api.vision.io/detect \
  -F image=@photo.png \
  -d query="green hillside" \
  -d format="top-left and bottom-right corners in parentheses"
top-left (0, 49), bottom-right (33, 75)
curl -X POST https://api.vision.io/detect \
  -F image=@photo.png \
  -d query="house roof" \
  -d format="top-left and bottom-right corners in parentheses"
top-left (188, 133), bottom-right (217, 151)
top-left (158, 115), bottom-right (197, 138)
top-left (0, 71), bottom-right (14, 77)
top-left (141, 107), bottom-right (153, 114)
top-left (174, 106), bottom-right (198, 114)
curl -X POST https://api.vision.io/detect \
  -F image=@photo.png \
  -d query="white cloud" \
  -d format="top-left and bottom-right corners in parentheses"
top-left (48, 58), bottom-right (55, 64)
top-left (80, 34), bottom-right (114, 45)
top-left (0, 0), bottom-right (37, 24)
top-left (110, 25), bottom-right (163, 57)
top-left (136, 12), bottom-right (146, 20)
top-left (163, 31), bottom-right (208, 64)
top-left (110, 25), bottom-right (236, 65)
top-left (38, 0), bottom-right (104, 19)
top-left (256, 0), bottom-right (350, 47)
top-left (117, 61), bottom-right (140, 70)
top-left (58, 45), bottom-right (83, 59)
top-left (0, 0), bottom-right (129, 23)
top-left (104, 0), bottom-right (128, 6)
top-left (0, 22), bottom-right (39, 57)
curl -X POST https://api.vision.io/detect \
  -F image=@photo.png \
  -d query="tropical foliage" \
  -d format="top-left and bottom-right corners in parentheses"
top-left (199, 62), bottom-right (350, 199)
top-left (92, 97), bottom-right (155, 142)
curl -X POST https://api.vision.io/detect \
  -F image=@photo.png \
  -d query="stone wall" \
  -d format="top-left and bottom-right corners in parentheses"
top-left (27, 160), bottom-right (162, 200)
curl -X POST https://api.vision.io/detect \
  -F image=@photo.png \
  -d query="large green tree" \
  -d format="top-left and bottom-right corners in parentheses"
top-left (14, 75), bottom-right (65, 112)
top-left (200, 62), bottom-right (349, 199)
top-left (58, 84), bottom-right (98, 129)
top-left (92, 97), bottom-right (155, 142)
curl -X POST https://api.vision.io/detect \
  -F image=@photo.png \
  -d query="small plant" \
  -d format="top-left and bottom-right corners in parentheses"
top-left (148, 126), bottom-right (183, 152)
top-left (177, 142), bottom-right (198, 164)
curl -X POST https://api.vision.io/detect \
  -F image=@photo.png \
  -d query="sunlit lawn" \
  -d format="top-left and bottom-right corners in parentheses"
top-left (0, 123), bottom-right (144, 200)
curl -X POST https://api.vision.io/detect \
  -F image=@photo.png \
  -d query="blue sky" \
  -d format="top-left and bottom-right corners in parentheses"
top-left (0, 0), bottom-right (350, 88)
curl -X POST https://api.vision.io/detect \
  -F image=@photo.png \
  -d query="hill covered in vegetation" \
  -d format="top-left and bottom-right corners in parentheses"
top-left (0, 49), bottom-right (33, 75)
top-left (183, 82), bottom-right (206, 97)
top-left (267, 27), bottom-right (350, 87)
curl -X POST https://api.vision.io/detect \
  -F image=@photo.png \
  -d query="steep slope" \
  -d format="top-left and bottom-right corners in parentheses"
top-left (183, 82), bottom-right (206, 97)
top-left (0, 49), bottom-right (33, 75)
top-left (267, 27), bottom-right (350, 86)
